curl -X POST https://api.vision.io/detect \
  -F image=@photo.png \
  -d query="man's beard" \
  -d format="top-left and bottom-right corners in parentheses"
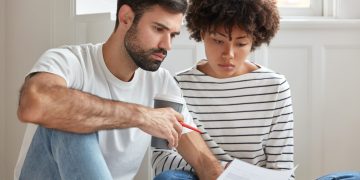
top-left (124, 23), bottom-right (167, 71)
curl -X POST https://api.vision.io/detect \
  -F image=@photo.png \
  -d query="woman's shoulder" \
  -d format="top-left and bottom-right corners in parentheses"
top-left (175, 60), bottom-right (205, 80)
top-left (253, 65), bottom-right (287, 81)
top-left (249, 65), bottom-right (291, 91)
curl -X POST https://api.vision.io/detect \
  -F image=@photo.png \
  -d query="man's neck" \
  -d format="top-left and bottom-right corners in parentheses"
top-left (102, 32), bottom-right (138, 82)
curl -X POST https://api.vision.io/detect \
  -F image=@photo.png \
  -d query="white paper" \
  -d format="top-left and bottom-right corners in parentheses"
top-left (217, 159), bottom-right (297, 180)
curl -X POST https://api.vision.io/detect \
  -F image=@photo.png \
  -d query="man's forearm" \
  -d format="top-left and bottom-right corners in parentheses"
top-left (17, 73), bottom-right (145, 133)
top-left (177, 132), bottom-right (223, 180)
top-left (38, 86), bottom-right (143, 133)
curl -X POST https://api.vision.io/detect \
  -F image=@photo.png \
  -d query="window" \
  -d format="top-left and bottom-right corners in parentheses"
top-left (277, 0), bottom-right (311, 8)
top-left (75, 0), bottom-right (325, 18)
top-left (277, 0), bottom-right (323, 16)
top-left (76, 0), bottom-right (116, 19)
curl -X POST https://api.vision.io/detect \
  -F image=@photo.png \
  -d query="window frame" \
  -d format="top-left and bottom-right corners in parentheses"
top-left (75, 0), bottom-right (116, 16)
top-left (278, 0), bottom-right (324, 17)
top-left (74, 0), bottom-right (332, 18)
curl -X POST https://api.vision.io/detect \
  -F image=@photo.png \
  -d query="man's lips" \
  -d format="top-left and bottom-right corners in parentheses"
top-left (152, 52), bottom-right (166, 60)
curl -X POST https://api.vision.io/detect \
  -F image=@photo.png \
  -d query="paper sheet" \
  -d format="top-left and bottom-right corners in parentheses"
top-left (217, 159), bottom-right (297, 180)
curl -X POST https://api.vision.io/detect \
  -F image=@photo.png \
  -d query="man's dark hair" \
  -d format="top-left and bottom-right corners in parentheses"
top-left (115, 0), bottom-right (188, 31)
top-left (186, 0), bottom-right (280, 51)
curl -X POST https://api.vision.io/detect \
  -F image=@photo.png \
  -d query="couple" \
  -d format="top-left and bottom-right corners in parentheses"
top-left (15, 0), bottom-right (295, 180)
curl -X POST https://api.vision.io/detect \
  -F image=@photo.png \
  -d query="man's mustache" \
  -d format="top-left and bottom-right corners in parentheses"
top-left (150, 48), bottom-right (167, 57)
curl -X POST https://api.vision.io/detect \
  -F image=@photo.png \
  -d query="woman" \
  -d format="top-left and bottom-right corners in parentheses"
top-left (152, 0), bottom-right (295, 179)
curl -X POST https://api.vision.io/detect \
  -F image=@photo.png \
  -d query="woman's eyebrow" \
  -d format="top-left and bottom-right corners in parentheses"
top-left (212, 31), bottom-right (247, 39)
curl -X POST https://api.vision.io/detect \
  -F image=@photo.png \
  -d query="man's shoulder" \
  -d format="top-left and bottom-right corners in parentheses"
top-left (58, 43), bottom-right (100, 54)
top-left (45, 43), bottom-right (98, 53)
top-left (42, 43), bottom-right (102, 61)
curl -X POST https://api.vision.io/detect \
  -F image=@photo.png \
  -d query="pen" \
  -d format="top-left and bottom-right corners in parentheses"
top-left (179, 121), bottom-right (203, 134)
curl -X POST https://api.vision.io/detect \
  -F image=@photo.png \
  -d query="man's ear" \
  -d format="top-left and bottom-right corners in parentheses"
top-left (118, 4), bottom-right (134, 26)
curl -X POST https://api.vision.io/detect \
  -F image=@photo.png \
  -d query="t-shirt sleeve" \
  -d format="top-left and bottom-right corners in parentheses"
top-left (161, 70), bottom-right (196, 134)
top-left (29, 48), bottom-right (83, 88)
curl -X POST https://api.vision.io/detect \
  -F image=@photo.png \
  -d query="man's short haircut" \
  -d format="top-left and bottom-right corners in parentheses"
top-left (114, 0), bottom-right (188, 31)
top-left (186, 0), bottom-right (280, 51)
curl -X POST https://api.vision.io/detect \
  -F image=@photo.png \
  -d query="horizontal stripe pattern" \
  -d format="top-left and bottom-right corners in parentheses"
top-left (152, 64), bottom-right (295, 179)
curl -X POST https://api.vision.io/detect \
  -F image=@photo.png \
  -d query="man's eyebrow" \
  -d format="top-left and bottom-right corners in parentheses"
top-left (153, 22), bottom-right (180, 35)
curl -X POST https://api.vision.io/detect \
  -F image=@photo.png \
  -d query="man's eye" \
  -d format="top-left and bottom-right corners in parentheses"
top-left (154, 26), bottom-right (163, 32)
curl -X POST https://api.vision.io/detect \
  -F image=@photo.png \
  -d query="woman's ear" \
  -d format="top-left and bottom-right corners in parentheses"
top-left (118, 4), bottom-right (134, 26)
top-left (200, 30), bottom-right (205, 40)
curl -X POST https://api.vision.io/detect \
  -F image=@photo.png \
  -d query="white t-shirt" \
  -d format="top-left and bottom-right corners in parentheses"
top-left (14, 43), bottom-right (194, 180)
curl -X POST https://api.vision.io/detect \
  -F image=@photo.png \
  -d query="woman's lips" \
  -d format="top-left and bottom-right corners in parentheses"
top-left (218, 64), bottom-right (235, 70)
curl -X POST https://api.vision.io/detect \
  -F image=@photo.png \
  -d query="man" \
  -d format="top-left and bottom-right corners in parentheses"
top-left (14, 0), bottom-right (223, 179)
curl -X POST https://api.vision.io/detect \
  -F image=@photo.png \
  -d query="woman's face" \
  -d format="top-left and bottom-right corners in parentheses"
top-left (201, 26), bottom-right (253, 78)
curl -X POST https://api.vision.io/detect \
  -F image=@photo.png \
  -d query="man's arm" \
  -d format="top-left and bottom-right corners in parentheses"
top-left (17, 72), bottom-right (183, 147)
top-left (177, 131), bottom-right (223, 180)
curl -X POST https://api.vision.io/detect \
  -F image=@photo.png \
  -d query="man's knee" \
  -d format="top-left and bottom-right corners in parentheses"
top-left (154, 170), bottom-right (198, 180)
top-left (317, 171), bottom-right (360, 180)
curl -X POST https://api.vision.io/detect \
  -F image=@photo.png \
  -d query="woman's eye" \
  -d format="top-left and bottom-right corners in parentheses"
top-left (236, 43), bottom-right (247, 47)
top-left (213, 39), bottom-right (223, 44)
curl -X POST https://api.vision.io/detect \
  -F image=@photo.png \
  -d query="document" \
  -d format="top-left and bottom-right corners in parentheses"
top-left (217, 159), bottom-right (297, 180)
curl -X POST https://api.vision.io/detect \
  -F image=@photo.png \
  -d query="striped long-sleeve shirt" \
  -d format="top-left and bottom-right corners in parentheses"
top-left (152, 62), bottom-right (295, 179)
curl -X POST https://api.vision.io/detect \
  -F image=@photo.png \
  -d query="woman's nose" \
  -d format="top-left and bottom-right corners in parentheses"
top-left (222, 45), bottom-right (234, 60)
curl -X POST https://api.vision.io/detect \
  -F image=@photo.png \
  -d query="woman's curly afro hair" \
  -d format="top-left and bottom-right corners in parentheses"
top-left (185, 0), bottom-right (280, 51)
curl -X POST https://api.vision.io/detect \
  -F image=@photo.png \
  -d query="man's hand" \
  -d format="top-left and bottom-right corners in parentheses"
top-left (136, 107), bottom-right (183, 148)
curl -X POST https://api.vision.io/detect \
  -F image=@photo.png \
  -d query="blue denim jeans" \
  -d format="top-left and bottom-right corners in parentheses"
top-left (20, 126), bottom-right (112, 180)
top-left (317, 172), bottom-right (360, 180)
top-left (154, 170), bottom-right (199, 180)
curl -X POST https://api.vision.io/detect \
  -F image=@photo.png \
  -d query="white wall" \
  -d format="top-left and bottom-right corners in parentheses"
top-left (1, 0), bottom-right (6, 178)
top-left (4, 0), bottom-right (52, 179)
top-left (2, 1), bottom-right (360, 180)
top-left (257, 20), bottom-right (360, 179)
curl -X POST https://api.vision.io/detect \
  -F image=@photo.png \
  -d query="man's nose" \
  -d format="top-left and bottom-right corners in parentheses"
top-left (159, 34), bottom-right (172, 51)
